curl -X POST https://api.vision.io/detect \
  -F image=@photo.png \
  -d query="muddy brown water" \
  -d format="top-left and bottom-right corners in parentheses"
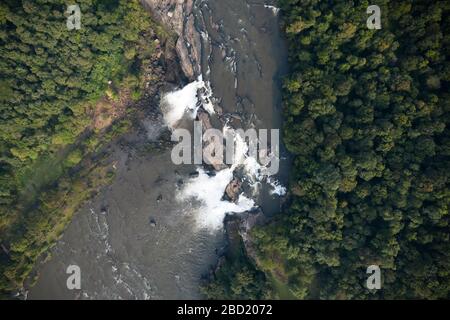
top-left (27, 0), bottom-right (287, 299)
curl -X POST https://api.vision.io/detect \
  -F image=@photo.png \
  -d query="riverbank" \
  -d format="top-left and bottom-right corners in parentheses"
top-left (0, 5), bottom-right (182, 298)
top-left (23, 0), bottom-right (289, 299)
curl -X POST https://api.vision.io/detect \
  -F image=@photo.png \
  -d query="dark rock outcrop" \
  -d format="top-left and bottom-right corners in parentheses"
top-left (224, 178), bottom-right (242, 202)
top-left (142, 0), bottom-right (202, 80)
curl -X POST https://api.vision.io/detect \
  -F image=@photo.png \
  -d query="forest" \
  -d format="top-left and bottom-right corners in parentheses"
top-left (0, 0), bottom-right (159, 296)
top-left (2, 0), bottom-right (449, 300)
top-left (205, 0), bottom-right (449, 299)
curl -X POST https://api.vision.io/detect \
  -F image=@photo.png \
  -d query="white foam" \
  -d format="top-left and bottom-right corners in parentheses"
top-left (160, 76), bottom-right (215, 129)
top-left (227, 126), bottom-right (286, 196)
top-left (160, 80), bottom-right (202, 129)
top-left (160, 78), bottom-right (284, 232)
top-left (267, 177), bottom-right (287, 196)
top-left (177, 125), bottom-right (287, 231)
top-left (177, 126), bottom-right (256, 231)
top-left (264, 5), bottom-right (280, 15)
top-left (179, 168), bottom-right (255, 230)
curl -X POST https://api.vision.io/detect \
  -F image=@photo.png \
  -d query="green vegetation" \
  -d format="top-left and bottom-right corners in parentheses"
top-left (0, 0), bottom-right (155, 223)
top-left (252, 0), bottom-right (450, 299)
top-left (201, 218), bottom-right (272, 300)
top-left (206, 0), bottom-right (449, 300)
top-left (0, 0), bottom-right (160, 296)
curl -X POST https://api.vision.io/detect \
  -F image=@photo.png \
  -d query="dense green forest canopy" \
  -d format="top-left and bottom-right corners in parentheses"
top-left (251, 0), bottom-right (449, 299)
top-left (0, 0), bottom-right (157, 295)
top-left (0, 0), bottom-right (152, 225)
top-left (202, 0), bottom-right (450, 300)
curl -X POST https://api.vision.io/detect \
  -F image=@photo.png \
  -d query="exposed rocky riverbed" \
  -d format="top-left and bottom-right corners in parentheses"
top-left (26, 0), bottom-right (287, 299)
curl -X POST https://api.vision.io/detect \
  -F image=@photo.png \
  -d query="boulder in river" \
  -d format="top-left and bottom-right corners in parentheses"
top-left (224, 178), bottom-right (242, 202)
top-left (189, 171), bottom-right (199, 178)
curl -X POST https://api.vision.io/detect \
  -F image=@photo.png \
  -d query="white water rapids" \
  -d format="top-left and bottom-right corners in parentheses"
top-left (160, 77), bottom-right (286, 231)
top-left (161, 76), bottom-right (215, 128)
top-left (26, 0), bottom-right (289, 300)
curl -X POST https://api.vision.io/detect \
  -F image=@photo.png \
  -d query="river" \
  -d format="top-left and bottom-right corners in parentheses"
top-left (27, 0), bottom-right (287, 300)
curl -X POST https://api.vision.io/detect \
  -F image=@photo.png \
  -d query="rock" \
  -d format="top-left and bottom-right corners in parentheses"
top-left (214, 105), bottom-right (223, 115)
top-left (211, 20), bottom-right (220, 32)
top-left (142, 0), bottom-right (201, 80)
top-left (240, 208), bottom-right (266, 233)
top-left (239, 208), bottom-right (266, 262)
top-left (199, 110), bottom-right (227, 171)
top-left (206, 170), bottom-right (216, 177)
top-left (185, 14), bottom-right (202, 74)
top-left (225, 178), bottom-right (242, 202)
top-left (228, 113), bottom-right (243, 121)
top-left (100, 205), bottom-right (108, 215)
top-left (176, 37), bottom-right (195, 79)
top-left (189, 171), bottom-right (199, 178)
top-left (197, 110), bottom-right (212, 130)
